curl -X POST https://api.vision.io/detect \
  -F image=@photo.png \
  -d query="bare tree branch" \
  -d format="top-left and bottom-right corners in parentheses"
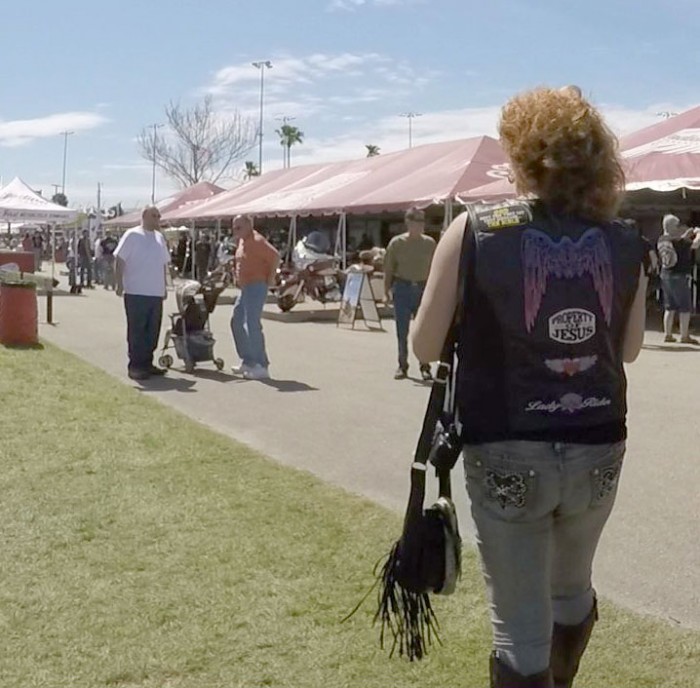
top-left (137, 96), bottom-right (257, 188)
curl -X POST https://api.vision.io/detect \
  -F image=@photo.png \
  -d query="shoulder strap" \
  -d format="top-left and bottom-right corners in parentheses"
top-left (413, 211), bottom-right (473, 469)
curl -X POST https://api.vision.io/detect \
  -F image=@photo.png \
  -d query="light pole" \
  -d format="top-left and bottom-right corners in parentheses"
top-left (399, 112), bottom-right (422, 149)
top-left (149, 123), bottom-right (164, 204)
top-left (252, 60), bottom-right (273, 174)
top-left (275, 115), bottom-right (296, 168)
top-left (60, 130), bottom-right (74, 194)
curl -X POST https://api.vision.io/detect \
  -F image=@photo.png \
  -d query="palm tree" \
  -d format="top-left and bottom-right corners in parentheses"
top-left (244, 161), bottom-right (260, 179)
top-left (276, 125), bottom-right (304, 168)
top-left (365, 144), bottom-right (380, 158)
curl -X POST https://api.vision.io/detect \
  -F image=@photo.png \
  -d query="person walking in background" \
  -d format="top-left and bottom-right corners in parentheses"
top-left (230, 215), bottom-right (279, 380)
top-left (100, 231), bottom-right (118, 290)
top-left (384, 208), bottom-right (436, 381)
top-left (77, 230), bottom-right (93, 289)
top-left (413, 86), bottom-right (647, 687)
top-left (195, 232), bottom-right (211, 282)
top-left (657, 214), bottom-right (700, 344)
top-left (93, 232), bottom-right (104, 286)
top-left (114, 207), bottom-right (171, 381)
top-left (32, 231), bottom-right (43, 272)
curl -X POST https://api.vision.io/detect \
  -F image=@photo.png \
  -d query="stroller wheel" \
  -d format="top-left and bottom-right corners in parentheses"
top-left (158, 354), bottom-right (174, 369)
top-left (214, 358), bottom-right (225, 371)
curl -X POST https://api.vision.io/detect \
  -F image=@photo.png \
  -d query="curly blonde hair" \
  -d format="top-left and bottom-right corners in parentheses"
top-left (498, 87), bottom-right (625, 222)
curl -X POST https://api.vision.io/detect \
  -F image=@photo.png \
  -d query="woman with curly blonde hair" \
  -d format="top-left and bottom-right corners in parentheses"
top-left (413, 87), bottom-right (647, 687)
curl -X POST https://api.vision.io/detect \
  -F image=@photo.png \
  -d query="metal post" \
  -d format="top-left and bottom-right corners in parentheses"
top-left (48, 222), bottom-right (55, 325)
top-left (252, 61), bottom-right (273, 174)
top-left (60, 130), bottom-right (74, 194)
top-left (399, 113), bottom-right (422, 149)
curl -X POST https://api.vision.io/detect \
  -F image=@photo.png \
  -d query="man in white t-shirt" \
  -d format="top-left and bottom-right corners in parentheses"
top-left (114, 207), bottom-right (171, 381)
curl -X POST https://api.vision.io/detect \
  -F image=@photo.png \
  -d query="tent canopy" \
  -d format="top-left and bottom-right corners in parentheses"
top-left (106, 180), bottom-right (225, 228)
top-left (619, 105), bottom-right (700, 191)
top-left (0, 177), bottom-right (78, 223)
top-left (164, 137), bottom-right (509, 221)
top-left (462, 105), bottom-right (700, 202)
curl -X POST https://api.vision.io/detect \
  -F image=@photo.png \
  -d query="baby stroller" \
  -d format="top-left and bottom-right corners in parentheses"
top-left (158, 276), bottom-right (227, 374)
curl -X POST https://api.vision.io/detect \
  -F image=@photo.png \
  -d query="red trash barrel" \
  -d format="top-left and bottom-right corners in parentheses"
top-left (0, 283), bottom-right (38, 346)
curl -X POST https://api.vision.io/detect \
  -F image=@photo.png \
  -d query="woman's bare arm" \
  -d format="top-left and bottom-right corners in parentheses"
top-left (622, 266), bottom-right (648, 363)
top-left (412, 214), bottom-right (468, 362)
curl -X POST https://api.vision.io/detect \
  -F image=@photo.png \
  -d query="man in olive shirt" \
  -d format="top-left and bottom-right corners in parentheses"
top-left (384, 208), bottom-right (437, 380)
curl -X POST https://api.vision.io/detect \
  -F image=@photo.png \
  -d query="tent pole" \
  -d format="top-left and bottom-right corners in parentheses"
top-left (287, 215), bottom-right (297, 263)
top-left (190, 221), bottom-right (196, 279)
top-left (337, 212), bottom-right (347, 270)
top-left (47, 222), bottom-right (56, 325)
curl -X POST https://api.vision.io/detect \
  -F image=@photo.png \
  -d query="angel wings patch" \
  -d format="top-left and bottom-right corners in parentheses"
top-left (522, 228), bottom-right (613, 333)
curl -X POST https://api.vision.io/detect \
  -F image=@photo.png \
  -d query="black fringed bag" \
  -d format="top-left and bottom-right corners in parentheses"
top-left (344, 216), bottom-right (472, 662)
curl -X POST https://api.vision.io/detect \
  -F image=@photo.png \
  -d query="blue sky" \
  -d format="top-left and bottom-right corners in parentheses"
top-left (1, 0), bottom-right (698, 209)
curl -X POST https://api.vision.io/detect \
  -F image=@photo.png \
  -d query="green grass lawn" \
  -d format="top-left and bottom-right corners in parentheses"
top-left (0, 344), bottom-right (697, 688)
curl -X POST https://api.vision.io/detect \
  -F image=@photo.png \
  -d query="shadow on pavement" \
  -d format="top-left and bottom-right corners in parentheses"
top-left (135, 376), bottom-right (198, 393)
top-left (259, 378), bottom-right (319, 393)
top-left (643, 344), bottom-right (700, 353)
top-left (190, 369), bottom-right (236, 383)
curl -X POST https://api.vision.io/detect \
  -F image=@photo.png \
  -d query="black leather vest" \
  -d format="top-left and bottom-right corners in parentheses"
top-left (457, 200), bottom-right (644, 444)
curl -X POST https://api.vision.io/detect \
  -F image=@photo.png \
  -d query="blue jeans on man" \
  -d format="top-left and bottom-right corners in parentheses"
top-left (231, 282), bottom-right (270, 370)
top-left (392, 279), bottom-right (428, 375)
top-left (124, 294), bottom-right (163, 374)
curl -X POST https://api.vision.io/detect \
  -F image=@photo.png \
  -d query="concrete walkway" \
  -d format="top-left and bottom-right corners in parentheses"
top-left (39, 287), bottom-right (700, 629)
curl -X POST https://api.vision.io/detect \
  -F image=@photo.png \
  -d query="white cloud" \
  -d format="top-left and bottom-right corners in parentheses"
top-left (0, 111), bottom-right (108, 147)
top-left (205, 52), bottom-right (391, 96)
top-left (204, 52), bottom-right (436, 128)
top-left (328, 0), bottom-right (423, 11)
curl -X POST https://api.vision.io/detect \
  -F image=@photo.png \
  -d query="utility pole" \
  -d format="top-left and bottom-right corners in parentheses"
top-left (60, 130), bottom-right (74, 194)
top-left (399, 112), bottom-right (422, 149)
top-left (252, 60), bottom-right (273, 174)
top-left (149, 123), bottom-right (164, 204)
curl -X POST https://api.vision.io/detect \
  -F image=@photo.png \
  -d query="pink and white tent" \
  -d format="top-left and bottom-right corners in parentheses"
top-left (462, 105), bottom-right (700, 202)
top-left (164, 137), bottom-right (509, 221)
top-left (106, 181), bottom-right (225, 228)
top-left (459, 174), bottom-right (516, 203)
top-left (619, 106), bottom-right (700, 192)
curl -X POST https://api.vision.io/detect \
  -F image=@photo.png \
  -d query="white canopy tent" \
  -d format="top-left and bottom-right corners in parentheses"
top-left (0, 177), bottom-right (78, 286)
top-left (0, 177), bottom-right (78, 223)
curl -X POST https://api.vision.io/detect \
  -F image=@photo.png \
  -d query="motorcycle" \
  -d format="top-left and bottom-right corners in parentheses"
top-left (276, 239), bottom-right (345, 312)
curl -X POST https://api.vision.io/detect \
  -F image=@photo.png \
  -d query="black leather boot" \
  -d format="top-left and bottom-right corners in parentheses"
top-left (550, 597), bottom-right (599, 688)
top-left (490, 652), bottom-right (554, 687)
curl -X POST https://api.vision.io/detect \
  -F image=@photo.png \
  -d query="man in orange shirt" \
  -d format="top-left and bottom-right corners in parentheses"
top-left (231, 215), bottom-right (280, 380)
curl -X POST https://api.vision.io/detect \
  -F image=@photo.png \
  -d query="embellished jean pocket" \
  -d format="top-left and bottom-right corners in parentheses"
top-left (464, 449), bottom-right (540, 523)
top-left (589, 455), bottom-right (624, 507)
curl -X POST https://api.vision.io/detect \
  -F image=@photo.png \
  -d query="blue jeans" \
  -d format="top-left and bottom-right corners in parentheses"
top-left (392, 279), bottom-right (426, 369)
top-left (463, 440), bottom-right (626, 676)
top-left (231, 282), bottom-right (269, 368)
top-left (660, 270), bottom-right (693, 313)
top-left (124, 294), bottom-right (163, 371)
top-left (79, 258), bottom-right (93, 286)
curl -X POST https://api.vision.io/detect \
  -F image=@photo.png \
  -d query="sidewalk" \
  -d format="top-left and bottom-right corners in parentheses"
top-left (39, 287), bottom-right (700, 629)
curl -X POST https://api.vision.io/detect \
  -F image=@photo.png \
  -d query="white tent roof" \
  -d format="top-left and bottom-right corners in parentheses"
top-left (0, 177), bottom-right (78, 223)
